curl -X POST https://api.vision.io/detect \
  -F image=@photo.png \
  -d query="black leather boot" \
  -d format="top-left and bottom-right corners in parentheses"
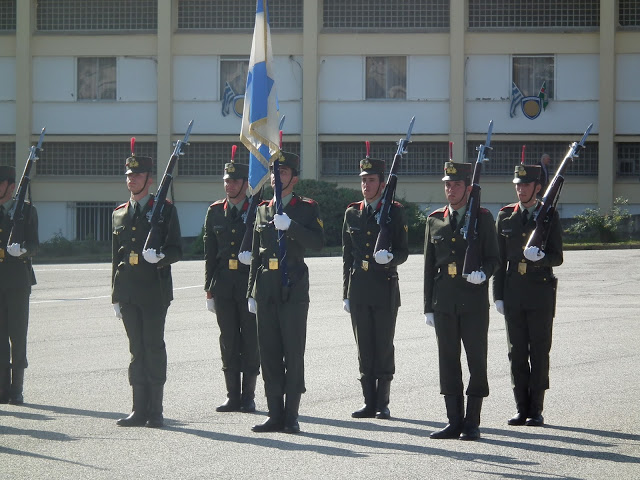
top-left (117, 384), bottom-right (148, 427)
top-left (352, 377), bottom-right (376, 418)
top-left (460, 396), bottom-right (483, 441)
top-left (216, 371), bottom-right (241, 412)
top-left (508, 387), bottom-right (529, 426)
top-left (252, 395), bottom-right (284, 433)
top-left (240, 374), bottom-right (258, 413)
top-left (283, 393), bottom-right (301, 434)
top-left (375, 379), bottom-right (391, 419)
top-left (145, 385), bottom-right (164, 428)
top-left (430, 395), bottom-right (464, 439)
top-left (526, 390), bottom-right (545, 426)
top-left (8, 368), bottom-right (24, 405)
top-left (0, 367), bottom-right (12, 404)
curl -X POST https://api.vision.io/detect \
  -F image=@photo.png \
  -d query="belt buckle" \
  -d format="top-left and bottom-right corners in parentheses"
top-left (361, 260), bottom-right (369, 272)
top-left (0, 248), bottom-right (4, 259)
top-left (518, 261), bottom-right (527, 275)
top-left (129, 251), bottom-right (139, 266)
top-left (268, 258), bottom-right (279, 270)
top-left (448, 262), bottom-right (457, 277)
top-left (228, 259), bottom-right (238, 270)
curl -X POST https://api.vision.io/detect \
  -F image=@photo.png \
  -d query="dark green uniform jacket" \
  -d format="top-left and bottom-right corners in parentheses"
top-left (424, 206), bottom-right (500, 314)
top-left (0, 202), bottom-right (38, 291)
top-left (342, 200), bottom-right (409, 307)
top-left (111, 196), bottom-right (182, 306)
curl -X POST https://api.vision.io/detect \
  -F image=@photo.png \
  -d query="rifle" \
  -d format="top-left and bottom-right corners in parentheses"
top-left (8, 127), bottom-right (46, 247)
top-left (526, 123), bottom-right (592, 251)
top-left (143, 120), bottom-right (193, 252)
top-left (461, 120), bottom-right (493, 278)
top-left (373, 116), bottom-right (415, 253)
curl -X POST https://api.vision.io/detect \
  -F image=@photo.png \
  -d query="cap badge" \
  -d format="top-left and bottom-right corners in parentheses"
top-left (227, 164), bottom-right (235, 173)
top-left (360, 159), bottom-right (372, 170)
top-left (129, 158), bottom-right (139, 168)
top-left (516, 165), bottom-right (527, 176)
top-left (445, 163), bottom-right (457, 175)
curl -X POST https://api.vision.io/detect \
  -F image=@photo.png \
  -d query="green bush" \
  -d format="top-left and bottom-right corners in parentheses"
top-left (38, 231), bottom-right (111, 258)
top-left (565, 197), bottom-right (631, 243)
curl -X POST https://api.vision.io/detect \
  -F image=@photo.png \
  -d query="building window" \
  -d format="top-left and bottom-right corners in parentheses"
top-left (323, 0), bottom-right (449, 30)
top-left (620, 0), bottom-right (640, 27)
top-left (177, 0), bottom-right (303, 30)
top-left (77, 57), bottom-right (117, 101)
top-left (321, 141), bottom-right (448, 176)
top-left (36, 0), bottom-right (157, 32)
top-left (617, 143), bottom-right (640, 177)
top-left (469, 0), bottom-right (599, 29)
top-left (466, 141), bottom-right (598, 176)
top-left (0, 143), bottom-right (15, 168)
top-left (366, 57), bottom-right (407, 100)
top-left (220, 57), bottom-right (250, 112)
top-left (74, 202), bottom-right (117, 242)
top-left (0, 0), bottom-right (16, 31)
top-left (180, 142), bottom-right (301, 176)
top-left (37, 142), bottom-right (156, 176)
top-left (512, 55), bottom-right (554, 99)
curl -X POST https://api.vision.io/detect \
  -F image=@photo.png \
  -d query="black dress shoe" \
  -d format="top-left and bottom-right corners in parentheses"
top-left (526, 414), bottom-right (544, 426)
top-left (283, 419), bottom-right (300, 434)
top-left (351, 405), bottom-right (376, 418)
top-left (430, 423), bottom-right (463, 439)
top-left (459, 425), bottom-right (481, 441)
top-left (117, 411), bottom-right (148, 427)
top-left (8, 393), bottom-right (24, 405)
top-left (251, 416), bottom-right (284, 433)
top-left (216, 398), bottom-right (241, 412)
top-left (508, 411), bottom-right (527, 425)
top-left (240, 398), bottom-right (256, 413)
top-left (145, 413), bottom-right (164, 428)
top-left (375, 407), bottom-right (391, 420)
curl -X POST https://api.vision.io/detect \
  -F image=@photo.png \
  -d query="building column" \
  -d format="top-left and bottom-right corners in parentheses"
top-left (155, 0), bottom-right (173, 177)
top-left (449, 0), bottom-right (466, 161)
top-left (598, 0), bottom-right (616, 211)
top-left (14, 0), bottom-right (32, 174)
top-left (301, 0), bottom-right (319, 179)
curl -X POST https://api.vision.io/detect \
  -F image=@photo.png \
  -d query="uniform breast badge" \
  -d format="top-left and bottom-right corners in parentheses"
top-left (518, 261), bottom-right (527, 275)
top-left (448, 262), bottom-right (457, 277)
top-left (361, 260), bottom-right (369, 271)
top-left (268, 258), bottom-right (279, 270)
top-left (129, 251), bottom-right (139, 265)
top-left (228, 259), bottom-right (238, 270)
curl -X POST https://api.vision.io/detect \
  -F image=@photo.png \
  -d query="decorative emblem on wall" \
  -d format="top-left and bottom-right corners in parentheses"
top-left (510, 81), bottom-right (549, 120)
top-left (221, 81), bottom-right (245, 119)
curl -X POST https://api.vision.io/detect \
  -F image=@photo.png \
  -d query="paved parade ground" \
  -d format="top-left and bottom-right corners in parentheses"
top-left (1, 250), bottom-right (639, 479)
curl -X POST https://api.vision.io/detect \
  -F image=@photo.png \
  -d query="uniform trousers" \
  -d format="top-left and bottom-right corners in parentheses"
top-left (255, 299), bottom-right (308, 397)
top-left (121, 302), bottom-right (168, 386)
top-left (434, 310), bottom-right (489, 397)
top-left (0, 287), bottom-right (30, 370)
top-left (504, 305), bottom-right (554, 392)
top-left (350, 303), bottom-right (397, 381)
top-left (215, 295), bottom-right (259, 375)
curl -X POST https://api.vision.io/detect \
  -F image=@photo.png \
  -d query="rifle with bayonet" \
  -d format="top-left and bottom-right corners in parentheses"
top-left (461, 120), bottom-right (493, 278)
top-left (143, 120), bottom-right (193, 252)
top-left (373, 116), bottom-right (415, 254)
top-left (8, 127), bottom-right (46, 248)
top-left (526, 123), bottom-right (593, 251)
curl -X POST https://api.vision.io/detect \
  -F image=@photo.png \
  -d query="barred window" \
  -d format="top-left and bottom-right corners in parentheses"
top-left (180, 142), bottom-right (301, 176)
top-left (620, 0), bottom-right (640, 27)
top-left (321, 142), bottom-right (449, 176)
top-left (36, 0), bottom-right (157, 32)
top-left (323, 0), bottom-right (449, 30)
top-left (77, 57), bottom-right (117, 101)
top-left (177, 0), bottom-right (303, 30)
top-left (513, 55), bottom-right (554, 99)
top-left (74, 202), bottom-right (117, 242)
top-left (465, 141), bottom-right (599, 176)
top-left (0, 143), bottom-right (15, 168)
top-left (469, 0), bottom-right (599, 29)
top-left (617, 143), bottom-right (640, 177)
top-left (37, 142), bottom-right (156, 176)
top-left (366, 57), bottom-right (407, 100)
top-left (0, 0), bottom-right (16, 31)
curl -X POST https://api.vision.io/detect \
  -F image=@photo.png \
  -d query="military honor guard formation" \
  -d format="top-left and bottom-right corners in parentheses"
top-left (0, 117), bottom-right (595, 443)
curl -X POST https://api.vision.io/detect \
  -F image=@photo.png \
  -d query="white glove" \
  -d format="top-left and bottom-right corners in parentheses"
top-left (6, 243), bottom-right (26, 257)
top-left (343, 299), bottom-right (350, 313)
top-left (495, 300), bottom-right (505, 315)
top-left (273, 213), bottom-right (291, 231)
top-left (374, 249), bottom-right (393, 265)
top-left (523, 246), bottom-right (545, 262)
top-left (247, 297), bottom-right (257, 314)
top-left (142, 248), bottom-right (165, 264)
top-left (113, 303), bottom-right (123, 319)
top-left (425, 313), bottom-right (435, 327)
top-left (238, 251), bottom-right (252, 265)
top-left (206, 297), bottom-right (215, 313)
top-left (466, 270), bottom-right (486, 285)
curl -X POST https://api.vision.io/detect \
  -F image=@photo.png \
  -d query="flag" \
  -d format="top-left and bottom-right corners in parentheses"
top-left (510, 82), bottom-right (524, 118)
top-left (538, 81), bottom-right (549, 110)
top-left (240, 0), bottom-right (280, 193)
top-left (221, 81), bottom-right (235, 117)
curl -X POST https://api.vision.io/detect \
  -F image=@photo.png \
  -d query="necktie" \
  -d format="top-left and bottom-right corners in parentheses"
top-left (0, 205), bottom-right (4, 222)
top-left (522, 209), bottom-right (529, 225)
top-left (450, 210), bottom-right (458, 231)
top-left (229, 207), bottom-right (237, 220)
top-left (132, 202), bottom-right (140, 221)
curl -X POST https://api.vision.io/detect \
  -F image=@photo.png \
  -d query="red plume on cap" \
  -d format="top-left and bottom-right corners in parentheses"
top-left (365, 141), bottom-right (371, 158)
top-left (521, 145), bottom-right (526, 164)
top-left (231, 144), bottom-right (237, 162)
top-left (449, 141), bottom-right (453, 162)
top-left (130, 137), bottom-right (136, 156)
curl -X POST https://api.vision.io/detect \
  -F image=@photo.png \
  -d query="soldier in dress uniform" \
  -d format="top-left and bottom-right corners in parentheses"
top-left (0, 165), bottom-right (38, 404)
top-left (111, 153), bottom-right (182, 428)
top-left (204, 155), bottom-right (260, 413)
top-left (342, 156), bottom-right (408, 420)
top-left (423, 161), bottom-right (499, 440)
top-left (493, 164), bottom-right (563, 427)
top-left (246, 152), bottom-right (324, 434)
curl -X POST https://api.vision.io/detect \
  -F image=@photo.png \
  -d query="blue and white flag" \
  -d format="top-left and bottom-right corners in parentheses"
top-left (240, 0), bottom-right (280, 193)
top-left (510, 82), bottom-right (524, 118)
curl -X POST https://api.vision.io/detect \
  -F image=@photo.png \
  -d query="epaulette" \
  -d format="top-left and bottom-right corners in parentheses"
top-left (392, 200), bottom-right (403, 208)
top-left (301, 196), bottom-right (317, 205)
top-left (479, 207), bottom-right (490, 214)
top-left (500, 203), bottom-right (518, 212)
top-left (259, 200), bottom-right (270, 206)
top-left (347, 201), bottom-right (362, 209)
top-left (428, 206), bottom-right (447, 218)
top-left (210, 199), bottom-right (225, 207)
top-left (114, 202), bottom-right (127, 211)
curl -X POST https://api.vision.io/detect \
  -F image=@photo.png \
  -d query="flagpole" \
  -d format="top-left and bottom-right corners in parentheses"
top-left (273, 115), bottom-right (289, 299)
